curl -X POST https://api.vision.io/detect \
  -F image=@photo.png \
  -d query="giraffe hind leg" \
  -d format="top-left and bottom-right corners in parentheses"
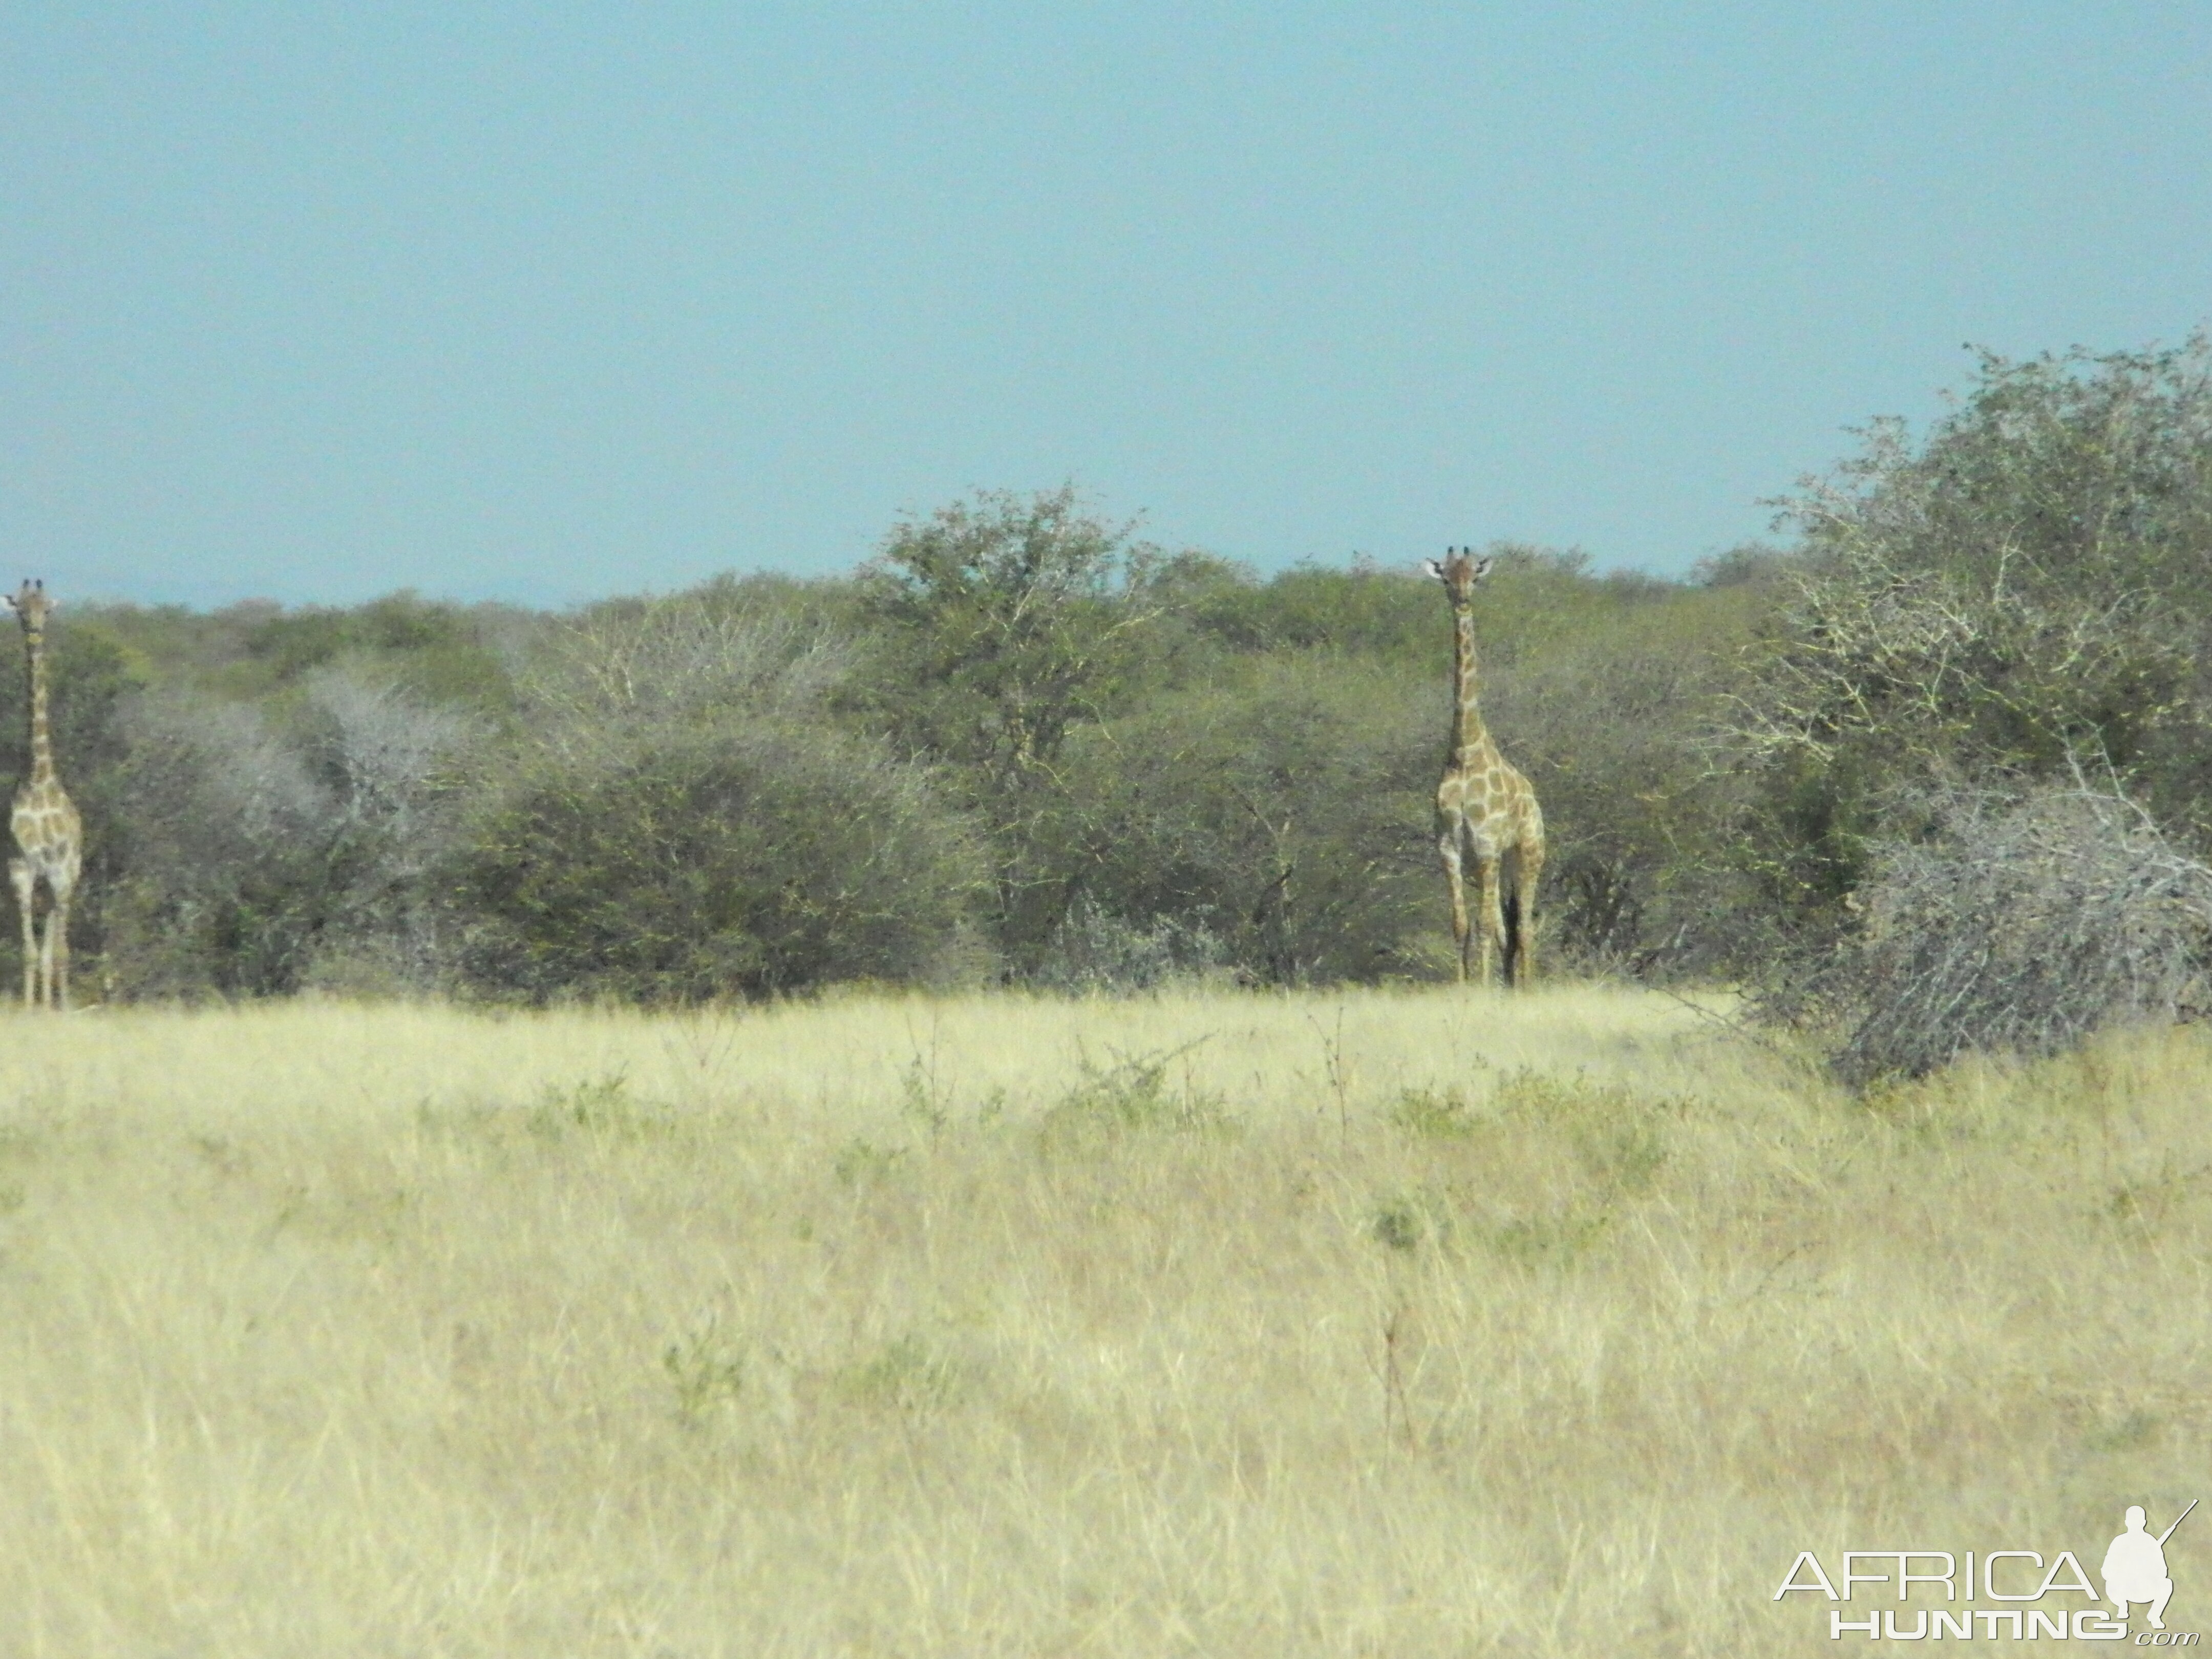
top-left (1513, 841), bottom-right (1543, 989)
top-left (1476, 855), bottom-right (1504, 990)
top-left (49, 894), bottom-right (70, 1012)
top-left (1501, 887), bottom-right (1521, 988)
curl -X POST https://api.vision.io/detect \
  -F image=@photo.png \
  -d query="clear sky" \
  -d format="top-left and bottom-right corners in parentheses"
top-left (5, 4), bottom-right (2209, 609)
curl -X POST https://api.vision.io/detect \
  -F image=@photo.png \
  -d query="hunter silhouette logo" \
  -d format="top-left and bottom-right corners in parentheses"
top-left (2108, 1501), bottom-right (2195, 1631)
top-left (1776, 1499), bottom-right (2200, 1642)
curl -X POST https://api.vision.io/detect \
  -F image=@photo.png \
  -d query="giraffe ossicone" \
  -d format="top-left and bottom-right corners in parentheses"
top-left (1429, 547), bottom-right (1544, 988)
top-left (8, 579), bottom-right (83, 1011)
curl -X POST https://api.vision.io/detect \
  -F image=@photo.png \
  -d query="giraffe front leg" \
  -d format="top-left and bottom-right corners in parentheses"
top-left (1439, 832), bottom-right (1470, 984)
top-left (1476, 855), bottom-right (1503, 990)
top-left (36, 904), bottom-right (55, 1012)
top-left (9, 862), bottom-right (32, 1010)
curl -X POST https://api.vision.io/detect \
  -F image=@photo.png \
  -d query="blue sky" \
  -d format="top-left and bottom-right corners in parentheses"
top-left (4, 4), bottom-right (2208, 609)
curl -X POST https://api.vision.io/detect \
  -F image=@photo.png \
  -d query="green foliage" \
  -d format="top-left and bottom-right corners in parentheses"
top-left (453, 585), bottom-right (983, 1003)
top-left (1368, 1193), bottom-right (1433, 1252)
top-left (524, 1074), bottom-right (674, 1141)
top-left (1388, 1086), bottom-right (1480, 1139)
top-left (853, 487), bottom-right (1180, 950)
top-left (83, 592), bottom-right (525, 712)
top-left (1184, 546), bottom-right (1648, 667)
top-left (1812, 339), bottom-right (2212, 609)
top-left (833, 1137), bottom-right (908, 1186)
top-left (1488, 581), bottom-right (1767, 971)
top-left (663, 1316), bottom-right (747, 1423)
top-left (0, 613), bottom-right (142, 780)
top-left (1741, 338), bottom-right (2212, 929)
top-left (455, 719), bottom-right (981, 1003)
top-left (856, 486), bottom-right (1168, 784)
top-left (1485, 1209), bottom-right (1613, 1267)
top-left (1037, 1043), bottom-right (1230, 1145)
top-left (1187, 555), bottom-right (1438, 657)
top-left (245, 593), bottom-right (456, 678)
top-left (838, 1335), bottom-right (959, 1412)
top-left (1055, 656), bottom-right (1435, 983)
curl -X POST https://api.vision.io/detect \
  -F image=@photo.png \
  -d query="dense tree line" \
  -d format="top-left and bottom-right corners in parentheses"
top-left (8, 343), bottom-right (2208, 1053)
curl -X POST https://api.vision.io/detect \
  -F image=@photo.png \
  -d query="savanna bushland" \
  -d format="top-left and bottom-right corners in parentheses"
top-left (3, 342), bottom-right (2208, 1654)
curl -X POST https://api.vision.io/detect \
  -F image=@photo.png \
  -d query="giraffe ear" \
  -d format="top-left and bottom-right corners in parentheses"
top-left (1471, 557), bottom-right (1495, 582)
top-left (1421, 560), bottom-right (1444, 580)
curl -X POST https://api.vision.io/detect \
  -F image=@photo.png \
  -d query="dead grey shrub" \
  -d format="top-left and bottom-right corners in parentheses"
top-left (1779, 781), bottom-right (2212, 1081)
top-left (297, 669), bottom-right (484, 990)
top-left (521, 596), bottom-right (850, 742)
top-left (304, 668), bottom-right (479, 842)
top-left (105, 694), bottom-right (341, 994)
top-left (108, 674), bottom-right (482, 996)
top-left (1030, 895), bottom-right (1227, 993)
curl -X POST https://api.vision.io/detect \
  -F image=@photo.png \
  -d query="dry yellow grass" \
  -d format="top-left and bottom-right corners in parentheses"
top-left (0, 986), bottom-right (2204, 1655)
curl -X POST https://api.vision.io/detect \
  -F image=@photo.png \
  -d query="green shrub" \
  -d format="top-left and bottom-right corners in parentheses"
top-left (1036, 1043), bottom-right (1230, 1146)
top-left (455, 720), bottom-right (982, 1003)
top-left (1387, 1086), bottom-right (1481, 1139)
top-left (1054, 657), bottom-right (1435, 984)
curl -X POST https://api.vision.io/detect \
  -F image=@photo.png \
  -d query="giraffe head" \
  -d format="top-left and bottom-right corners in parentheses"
top-left (5, 580), bottom-right (54, 639)
top-left (1421, 548), bottom-right (1495, 608)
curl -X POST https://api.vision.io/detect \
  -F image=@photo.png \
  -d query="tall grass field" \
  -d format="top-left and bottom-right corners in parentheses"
top-left (0, 988), bottom-right (2204, 1655)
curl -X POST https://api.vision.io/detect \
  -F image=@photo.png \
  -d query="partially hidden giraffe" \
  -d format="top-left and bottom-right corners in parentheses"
top-left (7, 580), bottom-right (82, 1010)
top-left (1426, 549), bottom-right (1544, 987)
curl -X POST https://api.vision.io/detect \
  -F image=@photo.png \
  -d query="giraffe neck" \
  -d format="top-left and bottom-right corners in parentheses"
top-left (1448, 607), bottom-right (1492, 770)
top-left (22, 626), bottom-right (55, 786)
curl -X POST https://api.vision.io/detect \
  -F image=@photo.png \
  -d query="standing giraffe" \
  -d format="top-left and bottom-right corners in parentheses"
top-left (1426, 549), bottom-right (1544, 987)
top-left (7, 580), bottom-right (82, 1010)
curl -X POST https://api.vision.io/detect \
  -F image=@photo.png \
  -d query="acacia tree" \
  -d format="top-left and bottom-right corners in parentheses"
top-left (1736, 338), bottom-right (2212, 921)
top-left (855, 487), bottom-right (1171, 959)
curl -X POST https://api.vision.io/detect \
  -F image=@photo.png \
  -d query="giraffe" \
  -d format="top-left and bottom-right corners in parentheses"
top-left (7, 580), bottom-right (82, 1010)
top-left (1425, 548), bottom-right (1544, 987)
